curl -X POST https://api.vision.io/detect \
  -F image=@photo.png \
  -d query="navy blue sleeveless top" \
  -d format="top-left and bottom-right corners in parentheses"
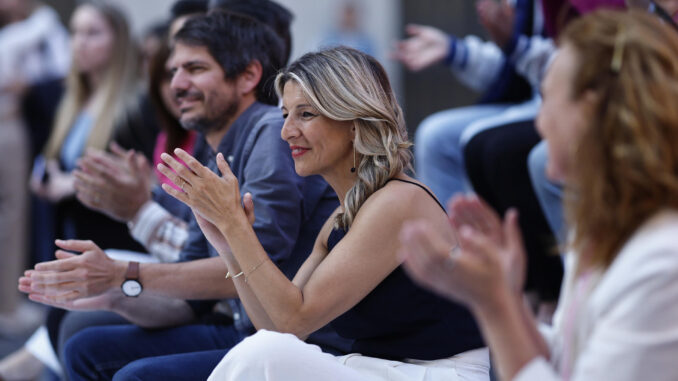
top-left (327, 178), bottom-right (484, 360)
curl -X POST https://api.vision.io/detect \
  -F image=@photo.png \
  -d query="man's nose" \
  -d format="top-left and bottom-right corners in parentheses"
top-left (170, 69), bottom-right (189, 92)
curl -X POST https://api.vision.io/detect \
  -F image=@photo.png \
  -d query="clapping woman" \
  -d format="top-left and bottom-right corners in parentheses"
top-left (31, 0), bottom-right (151, 250)
top-left (400, 10), bottom-right (678, 381)
top-left (159, 46), bottom-right (489, 380)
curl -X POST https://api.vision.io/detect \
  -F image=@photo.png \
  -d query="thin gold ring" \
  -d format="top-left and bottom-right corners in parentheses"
top-left (448, 244), bottom-right (461, 269)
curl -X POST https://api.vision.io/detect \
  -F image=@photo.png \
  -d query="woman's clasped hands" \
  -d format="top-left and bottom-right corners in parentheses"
top-left (157, 148), bottom-right (255, 233)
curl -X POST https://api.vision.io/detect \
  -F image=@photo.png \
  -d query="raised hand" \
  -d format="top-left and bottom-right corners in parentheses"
top-left (399, 195), bottom-right (527, 310)
top-left (448, 194), bottom-right (504, 246)
top-left (74, 143), bottom-right (152, 222)
top-left (392, 24), bottom-right (451, 71)
top-left (398, 219), bottom-right (471, 303)
top-left (450, 194), bottom-right (526, 292)
top-left (158, 149), bottom-right (250, 231)
top-left (30, 160), bottom-right (76, 202)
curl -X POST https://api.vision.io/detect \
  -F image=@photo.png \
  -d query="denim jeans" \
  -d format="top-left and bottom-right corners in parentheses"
top-left (414, 103), bottom-right (511, 207)
top-left (64, 323), bottom-right (247, 381)
top-left (528, 141), bottom-right (566, 247)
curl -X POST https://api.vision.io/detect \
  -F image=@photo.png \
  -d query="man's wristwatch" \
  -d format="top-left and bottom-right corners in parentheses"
top-left (121, 261), bottom-right (143, 297)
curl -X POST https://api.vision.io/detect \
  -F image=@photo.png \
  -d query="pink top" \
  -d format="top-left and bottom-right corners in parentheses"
top-left (153, 130), bottom-right (198, 191)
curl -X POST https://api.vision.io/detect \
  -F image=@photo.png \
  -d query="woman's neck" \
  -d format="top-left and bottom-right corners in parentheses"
top-left (322, 170), bottom-right (358, 209)
top-left (86, 69), bottom-right (106, 92)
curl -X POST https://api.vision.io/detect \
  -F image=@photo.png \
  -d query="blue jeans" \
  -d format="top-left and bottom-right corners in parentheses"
top-left (528, 141), bottom-right (566, 246)
top-left (414, 104), bottom-right (511, 207)
top-left (64, 323), bottom-right (247, 381)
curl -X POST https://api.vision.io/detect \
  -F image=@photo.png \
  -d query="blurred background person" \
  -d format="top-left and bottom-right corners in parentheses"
top-left (0, 0), bottom-right (69, 340)
top-left (30, 0), bottom-right (154, 254)
top-left (1, 2), bottom-right (156, 379)
top-left (393, 0), bottom-right (536, 205)
top-left (317, 0), bottom-right (375, 55)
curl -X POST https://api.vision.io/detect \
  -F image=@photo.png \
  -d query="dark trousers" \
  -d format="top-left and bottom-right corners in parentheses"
top-left (464, 120), bottom-right (563, 301)
top-left (63, 323), bottom-right (247, 380)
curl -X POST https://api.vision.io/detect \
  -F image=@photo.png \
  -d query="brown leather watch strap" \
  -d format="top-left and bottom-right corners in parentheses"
top-left (125, 261), bottom-right (140, 280)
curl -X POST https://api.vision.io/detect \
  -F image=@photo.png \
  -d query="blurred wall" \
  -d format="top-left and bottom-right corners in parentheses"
top-left (277, 0), bottom-right (402, 98)
top-left (47, 0), bottom-right (487, 139)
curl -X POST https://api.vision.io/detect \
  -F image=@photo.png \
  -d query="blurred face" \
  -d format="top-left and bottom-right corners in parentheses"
top-left (536, 45), bottom-right (595, 182)
top-left (168, 42), bottom-right (239, 133)
top-left (161, 60), bottom-right (181, 119)
top-left (70, 5), bottom-right (116, 75)
top-left (280, 81), bottom-right (354, 177)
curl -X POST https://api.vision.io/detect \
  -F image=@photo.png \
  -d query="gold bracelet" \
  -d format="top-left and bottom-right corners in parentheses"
top-left (244, 258), bottom-right (267, 284)
top-left (225, 270), bottom-right (244, 279)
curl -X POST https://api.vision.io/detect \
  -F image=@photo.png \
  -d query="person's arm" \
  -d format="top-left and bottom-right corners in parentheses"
top-left (22, 116), bottom-right (303, 305)
top-left (19, 239), bottom-right (238, 301)
top-left (399, 222), bottom-right (547, 380)
top-left (448, 35), bottom-right (506, 92)
top-left (505, 35), bottom-right (556, 90)
top-left (399, 194), bottom-right (550, 380)
top-left (160, 149), bottom-right (449, 338)
top-left (127, 200), bottom-right (188, 262)
top-left (108, 294), bottom-right (196, 328)
top-left (73, 145), bottom-right (152, 224)
top-left (472, 286), bottom-right (547, 380)
top-left (30, 160), bottom-right (76, 202)
top-left (392, 24), bottom-right (505, 92)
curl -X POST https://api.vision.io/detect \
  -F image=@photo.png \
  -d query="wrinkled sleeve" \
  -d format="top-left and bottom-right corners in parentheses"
top-left (239, 118), bottom-right (303, 269)
top-left (515, 242), bottom-right (678, 381)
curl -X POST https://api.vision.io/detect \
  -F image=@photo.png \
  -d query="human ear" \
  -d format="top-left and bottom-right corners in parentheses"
top-left (237, 60), bottom-right (263, 96)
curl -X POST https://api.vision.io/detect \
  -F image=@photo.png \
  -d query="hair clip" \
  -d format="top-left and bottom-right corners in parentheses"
top-left (610, 29), bottom-right (626, 74)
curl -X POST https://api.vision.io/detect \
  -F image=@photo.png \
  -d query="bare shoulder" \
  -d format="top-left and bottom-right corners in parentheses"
top-left (355, 174), bottom-right (447, 226)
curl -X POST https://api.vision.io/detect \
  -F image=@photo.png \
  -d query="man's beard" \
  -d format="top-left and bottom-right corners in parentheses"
top-left (179, 97), bottom-right (240, 134)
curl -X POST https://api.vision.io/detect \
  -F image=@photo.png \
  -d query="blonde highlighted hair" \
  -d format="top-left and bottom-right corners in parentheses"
top-left (561, 10), bottom-right (678, 270)
top-left (275, 46), bottom-right (412, 230)
top-left (44, 1), bottom-right (139, 159)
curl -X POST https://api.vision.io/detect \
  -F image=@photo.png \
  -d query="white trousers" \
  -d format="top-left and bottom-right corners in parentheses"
top-left (208, 330), bottom-right (490, 381)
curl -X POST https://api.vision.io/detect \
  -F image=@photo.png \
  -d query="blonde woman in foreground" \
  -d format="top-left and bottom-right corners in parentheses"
top-left (159, 46), bottom-right (489, 380)
top-left (400, 10), bottom-right (678, 381)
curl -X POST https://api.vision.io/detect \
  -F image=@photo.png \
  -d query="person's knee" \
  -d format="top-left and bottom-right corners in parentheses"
top-left (63, 328), bottom-right (101, 380)
top-left (223, 330), bottom-right (305, 374)
top-left (415, 111), bottom-right (463, 151)
top-left (112, 359), bottom-right (150, 381)
top-left (233, 330), bottom-right (298, 360)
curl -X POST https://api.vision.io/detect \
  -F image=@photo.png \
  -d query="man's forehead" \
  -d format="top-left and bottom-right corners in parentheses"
top-left (168, 43), bottom-right (212, 66)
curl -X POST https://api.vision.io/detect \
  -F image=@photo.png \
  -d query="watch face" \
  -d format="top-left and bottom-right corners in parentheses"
top-left (121, 279), bottom-right (142, 297)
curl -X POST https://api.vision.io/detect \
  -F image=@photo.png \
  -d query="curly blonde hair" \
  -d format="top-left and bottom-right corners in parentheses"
top-left (561, 10), bottom-right (678, 270)
top-left (275, 46), bottom-right (412, 230)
